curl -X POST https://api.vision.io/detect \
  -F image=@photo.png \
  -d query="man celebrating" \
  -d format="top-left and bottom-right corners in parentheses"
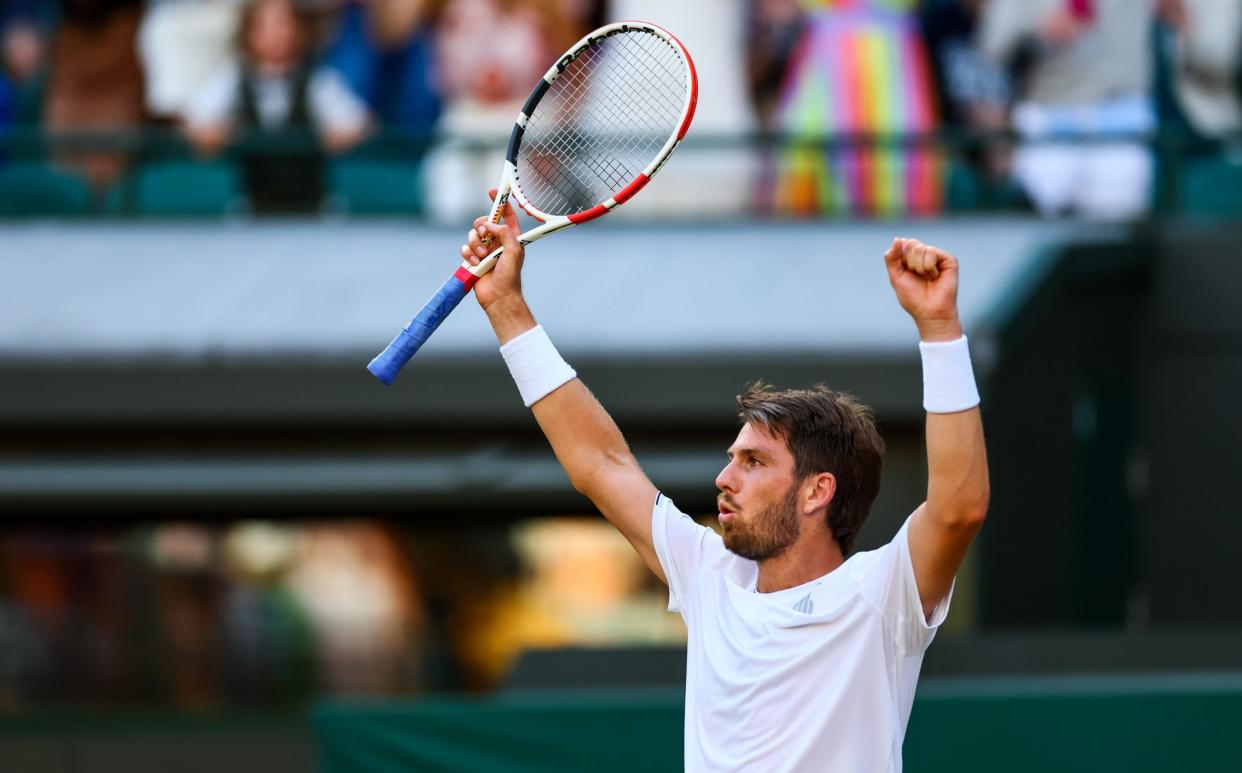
top-left (460, 196), bottom-right (989, 771)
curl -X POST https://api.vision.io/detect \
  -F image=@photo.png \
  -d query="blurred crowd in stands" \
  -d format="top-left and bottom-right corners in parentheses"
top-left (0, 519), bottom-right (680, 708)
top-left (0, 0), bottom-right (1239, 219)
top-left (0, 523), bottom-right (422, 707)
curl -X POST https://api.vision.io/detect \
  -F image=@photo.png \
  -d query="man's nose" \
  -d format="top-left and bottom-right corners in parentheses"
top-left (716, 461), bottom-right (737, 494)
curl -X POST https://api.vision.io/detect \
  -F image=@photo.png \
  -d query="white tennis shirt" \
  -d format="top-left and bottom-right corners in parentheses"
top-left (651, 493), bottom-right (951, 772)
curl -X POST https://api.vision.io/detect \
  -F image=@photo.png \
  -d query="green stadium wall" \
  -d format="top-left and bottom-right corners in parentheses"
top-left (314, 675), bottom-right (1242, 772)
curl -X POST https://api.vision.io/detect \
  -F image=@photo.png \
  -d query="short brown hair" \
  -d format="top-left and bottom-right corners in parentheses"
top-left (737, 382), bottom-right (884, 555)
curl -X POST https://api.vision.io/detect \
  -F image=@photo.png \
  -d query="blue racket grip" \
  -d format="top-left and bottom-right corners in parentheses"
top-left (368, 270), bottom-right (473, 384)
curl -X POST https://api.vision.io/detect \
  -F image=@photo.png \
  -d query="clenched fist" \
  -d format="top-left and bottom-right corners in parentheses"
top-left (883, 237), bottom-right (963, 343)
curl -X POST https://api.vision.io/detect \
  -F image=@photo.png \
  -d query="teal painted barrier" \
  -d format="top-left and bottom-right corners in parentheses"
top-left (314, 675), bottom-right (1242, 772)
top-left (909, 675), bottom-right (1242, 772)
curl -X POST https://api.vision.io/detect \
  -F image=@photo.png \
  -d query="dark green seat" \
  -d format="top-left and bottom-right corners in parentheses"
top-left (945, 159), bottom-right (982, 213)
top-left (1180, 156), bottom-right (1242, 217)
top-left (0, 162), bottom-right (92, 216)
top-left (328, 158), bottom-right (422, 215)
top-left (944, 157), bottom-right (1029, 214)
top-left (115, 159), bottom-right (244, 217)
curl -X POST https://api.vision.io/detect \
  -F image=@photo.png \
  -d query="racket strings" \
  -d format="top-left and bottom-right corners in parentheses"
top-left (548, 38), bottom-right (684, 187)
top-left (516, 30), bottom-right (688, 217)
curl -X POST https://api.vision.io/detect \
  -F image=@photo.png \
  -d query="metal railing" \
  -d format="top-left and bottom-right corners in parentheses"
top-left (0, 126), bottom-right (1238, 219)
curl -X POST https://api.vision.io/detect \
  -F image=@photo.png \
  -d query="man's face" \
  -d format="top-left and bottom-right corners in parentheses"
top-left (715, 423), bottom-right (802, 561)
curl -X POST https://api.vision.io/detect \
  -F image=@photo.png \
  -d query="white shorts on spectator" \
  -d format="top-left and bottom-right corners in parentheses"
top-left (1012, 95), bottom-right (1154, 221)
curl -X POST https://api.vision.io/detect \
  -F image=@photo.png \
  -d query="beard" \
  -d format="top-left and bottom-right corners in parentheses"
top-left (721, 483), bottom-right (801, 562)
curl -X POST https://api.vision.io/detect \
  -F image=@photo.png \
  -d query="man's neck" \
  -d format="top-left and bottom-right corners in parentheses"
top-left (755, 533), bottom-right (845, 594)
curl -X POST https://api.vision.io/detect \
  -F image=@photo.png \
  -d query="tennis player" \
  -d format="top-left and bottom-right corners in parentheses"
top-left (462, 195), bottom-right (989, 772)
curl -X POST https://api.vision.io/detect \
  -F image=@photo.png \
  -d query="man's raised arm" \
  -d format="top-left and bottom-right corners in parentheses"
top-left (883, 238), bottom-right (991, 621)
top-left (462, 197), bottom-right (664, 583)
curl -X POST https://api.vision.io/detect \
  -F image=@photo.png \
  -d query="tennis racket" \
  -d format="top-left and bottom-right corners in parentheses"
top-left (368, 20), bottom-right (698, 384)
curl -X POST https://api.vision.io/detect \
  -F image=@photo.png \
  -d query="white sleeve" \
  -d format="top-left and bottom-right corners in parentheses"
top-left (183, 65), bottom-right (240, 129)
top-left (309, 67), bottom-right (371, 135)
top-left (857, 514), bottom-right (953, 656)
top-left (650, 493), bottom-right (726, 616)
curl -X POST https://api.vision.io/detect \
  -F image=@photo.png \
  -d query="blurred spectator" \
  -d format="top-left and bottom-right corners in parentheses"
top-left (149, 524), bottom-right (224, 707)
top-left (184, 0), bottom-right (372, 214)
top-left (979, 0), bottom-right (1156, 220)
top-left (922, 1), bottom-right (1010, 126)
top-left (0, 596), bottom-right (42, 709)
top-left (138, 0), bottom-right (243, 122)
top-left (0, 17), bottom-right (48, 135)
top-left (286, 522), bottom-right (423, 695)
top-left (752, 0), bottom-right (944, 218)
top-left (43, 0), bottom-right (146, 190)
top-left (919, 0), bottom-right (1019, 204)
top-left (220, 522), bottom-right (315, 703)
top-left (2, 536), bottom-right (75, 703)
top-left (749, 0), bottom-right (805, 127)
top-left (0, 31), bottom-right (22, 143)
top-left (420, 0), bottom-right (582, 222)
top-left (321, 0), bottom-right (441, 136)
top-left (1157, 0), bottom-right (1242, 143)
top-left (0, 1), bottom-right (49, 132)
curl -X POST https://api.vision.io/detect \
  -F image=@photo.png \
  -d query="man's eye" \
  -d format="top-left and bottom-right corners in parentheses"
top-left (748, 458), bottom-right (762, 467)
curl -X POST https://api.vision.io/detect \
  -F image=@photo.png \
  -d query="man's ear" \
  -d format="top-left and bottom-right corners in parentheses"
top-left (802, 472), bottom-right (836, 515)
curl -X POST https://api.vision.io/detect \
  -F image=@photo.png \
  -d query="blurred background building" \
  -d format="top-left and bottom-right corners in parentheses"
top-left (2, 1), bottom-right (1242, 771)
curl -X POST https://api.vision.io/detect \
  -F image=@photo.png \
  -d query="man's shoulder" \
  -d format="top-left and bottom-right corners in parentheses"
top-left (839, 517), bottom-right (919, 614)
top-left (841, 542), bottom-right (889, 579)
top-left (653, 493), bottom-right (738, 573)
top-left (654, 494), bottom-right (727, 553)
top-left (845, 514), bottom-right (915, 574)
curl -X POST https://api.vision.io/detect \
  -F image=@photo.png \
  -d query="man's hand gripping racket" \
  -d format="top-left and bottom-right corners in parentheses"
top-left (463, 189), bottom-right (524, 312)
top-left (368, 21), bottom-right (698, 384)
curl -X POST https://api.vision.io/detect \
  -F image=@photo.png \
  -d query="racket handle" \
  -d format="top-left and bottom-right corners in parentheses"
top-left (368, 269), bottom-right (475, 384)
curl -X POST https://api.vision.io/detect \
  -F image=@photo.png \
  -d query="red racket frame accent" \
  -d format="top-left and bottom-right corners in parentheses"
top-left (669, 28), bottom-right (698, 141)
top-left (566, 173), bottom-right (652, 224)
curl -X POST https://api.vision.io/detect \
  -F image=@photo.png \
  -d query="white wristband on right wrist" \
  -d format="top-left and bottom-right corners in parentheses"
top-left (500, 325), bottom-right (577, 407)
top-left (919, 335), bottom-right (980, 413)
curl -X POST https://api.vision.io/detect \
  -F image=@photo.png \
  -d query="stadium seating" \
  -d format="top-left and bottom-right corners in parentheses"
top-left (1178, 155), bottom-right (1242, 216)
top-left (327, 157), bottom-right (422, 216)
top-left (110, 159), bottom-right (245, 217)
top-left (945, 158), bottom-right (1029, 214)
top-left (0, 161), bottom-right (92, 216)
